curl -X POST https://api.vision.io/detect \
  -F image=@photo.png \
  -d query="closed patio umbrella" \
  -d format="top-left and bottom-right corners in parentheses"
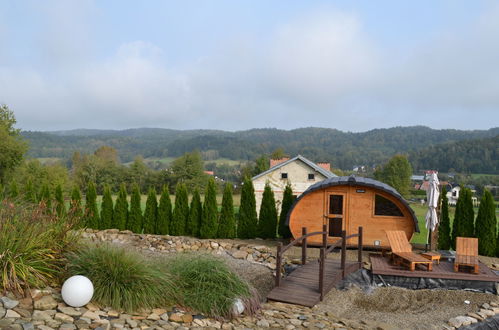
top-left (425, 172), bottom-right (440, 250)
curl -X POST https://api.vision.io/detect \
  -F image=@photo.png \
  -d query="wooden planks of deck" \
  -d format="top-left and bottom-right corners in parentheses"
top-left (370, 254), bottom-right (499, 282)
top-left (266, 259), bottom-right (361, 307)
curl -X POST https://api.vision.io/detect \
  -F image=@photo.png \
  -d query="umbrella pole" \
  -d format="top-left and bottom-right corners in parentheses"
top-left (427, 228), bottom-right (432, 252)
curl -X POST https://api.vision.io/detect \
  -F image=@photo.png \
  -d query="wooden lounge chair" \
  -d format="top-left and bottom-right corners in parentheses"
top-left (385, 231), bottom-right (433, 271)
top-left (454, 237), bottom-right (479, 274)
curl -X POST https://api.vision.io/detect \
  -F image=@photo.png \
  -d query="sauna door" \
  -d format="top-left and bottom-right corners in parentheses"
top-left (327, 194), bottom-right (345, 237)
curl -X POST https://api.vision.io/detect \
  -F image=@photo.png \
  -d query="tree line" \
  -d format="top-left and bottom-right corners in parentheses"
top-left (438, 187), bottom-right (498, 257)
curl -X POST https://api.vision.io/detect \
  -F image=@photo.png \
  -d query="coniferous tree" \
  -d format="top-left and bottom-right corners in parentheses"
top-left (437, 187), bottom-right (451, 250)
top-left (452, 187), bottom-right (475, 248)
top-left (462, 188), bottom-right (475, 238)
top-left (257, 183), bottom-right (278, 239)
top-left (278, 184), bottom-right (295, 239)
top-left (100, 185), bottom-right (113, 229)
top-left (9, 181), bottom-right (19, 199)
top-left (237, 176), bottom-right (257, 238)
top-left (157, 184), bottom-right (172, 235)
top-left (475, 190), bottom-right (497, 256)
top-left (113, 183), bottom-right (128, 231)
top-left (0, 184), bottom-right (4, 200)
top-left (171, 183), bottom-right (189, 236)
top-left (128, 184), bottom-right (143, 233)
top-left (143, 187), bottom-right (158, 234)
top-left (70, 186), bottom-right (83, 220)
top-left (84, 181), bottom-right (99, 229)
top-left (24, 179), bottom-right (36, 203)
top-left (54, 184), bottom-right (65, 217)
top-left (39, 183), bottom-right (51, 211)
top-left (188, 188), bottom-right (202, 237)
top-left (217, 183), bottom-right (236, 238)
top-left (200, 177), bottom-right (218, 238)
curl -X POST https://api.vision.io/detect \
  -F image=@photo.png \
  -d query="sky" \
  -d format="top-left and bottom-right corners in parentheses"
top-left (1, 0), bottom-right (498, 132)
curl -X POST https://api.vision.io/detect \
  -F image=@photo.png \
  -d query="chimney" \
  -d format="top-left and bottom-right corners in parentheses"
top-left (270, 157), bottom-right (290, 168)
top-left (317, 162), bottom-right (331, 172)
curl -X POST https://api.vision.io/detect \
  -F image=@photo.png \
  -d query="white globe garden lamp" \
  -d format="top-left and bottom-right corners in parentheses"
top-left (61, 275), bottom-right (94, 307)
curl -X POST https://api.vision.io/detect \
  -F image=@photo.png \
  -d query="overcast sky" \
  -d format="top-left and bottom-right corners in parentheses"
top-left (1, 0), bottom-right (498, 132)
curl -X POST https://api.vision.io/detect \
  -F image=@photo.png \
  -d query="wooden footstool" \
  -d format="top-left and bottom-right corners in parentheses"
top-left (421, 251), bottom-right (441, 265)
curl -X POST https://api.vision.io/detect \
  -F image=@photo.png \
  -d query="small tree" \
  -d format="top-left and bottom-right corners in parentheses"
top-left (475, 190), bottom-right (497, 256)
top-left (462, 188), bottom-right (475, 237)
top-left (237, 177), bottom-right (257, 238)
top-left (143, 187), bottom-right (158, 234)
top-left (217, 183), bottom-right (236, 238)
top-left (39, 183), bottom-right (52, 211)
top-left (373, 154), bottom-right (412, 197)
top-left (113, 183), bottom-right (128, 230)
top-left (157, 185), bottom-right (172, 235)
top-left (54, 184), bottom-right (66, 217)
top-left (69, 186), bottom-right (83, 220)
top-left (278, 184), bottom-right (295, 239)
top-left (200, 177), bottom-right (218, 238)
top-left (8, 180), bottom-right (19, 199)
top-left (100, 185), bottom-right (114, 229)
top-left (171, 183), bottom-right (189, 236)
top-left (257, 183), bottom-right (278, 239)
top-left (452, 187), bottom-right (475, 248)
top-left (188, 188), bottom-right (202, 237)
top-left (437, 187), bottom-right (451, 250)
top-left (24, 179), bottom-right (36, 203)
top-left (84, 181), bottom-right (99, 229)
top-left (128, 184), bottom-right (143, 233)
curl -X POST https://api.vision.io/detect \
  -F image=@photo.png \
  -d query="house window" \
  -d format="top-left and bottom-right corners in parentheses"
top-left (374, 194), bottom-right (403, 217)
top-left (308, 173), bottom-right (315, 180)
top-left (281, 173), bottom-right (288, 179)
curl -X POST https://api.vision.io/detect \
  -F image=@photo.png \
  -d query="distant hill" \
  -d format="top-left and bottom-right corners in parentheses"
top-left (22, 126), bottom-right (499, 173)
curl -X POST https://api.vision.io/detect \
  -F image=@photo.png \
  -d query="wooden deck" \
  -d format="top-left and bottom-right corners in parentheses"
top-left (267, 259), bottom-right (361, 307)
top-left (371, 254), bottom-right (499, 282)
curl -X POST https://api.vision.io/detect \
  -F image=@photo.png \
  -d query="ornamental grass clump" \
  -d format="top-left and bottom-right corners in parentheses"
top-left (165, 254), bottom-right (257, 318)
top-left (66, 244), bottom-right (176, 312)
top-left (0, 200), bottom-right (79, 294)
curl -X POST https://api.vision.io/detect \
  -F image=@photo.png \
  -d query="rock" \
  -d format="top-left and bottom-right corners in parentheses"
top-left (0, 319), bottom-right (14, 327)
top-left (85, 302), bottom-right (100, 311)
top-left (480, 309), bottom-right (495, 317)
top-left (32, 310), bottom-right (54, 321)
top-left (169, 312), bottom-right (185, 323)
top-left (1, 297), bottom-right (20, 309)
top-left (33, 296), bottom-right (58, 310)
top-left (257, 319), bottom-right (270, 327)
top-left (448, 316), bottom-right (475, 328)
top-left (21, 323), bottom-right (35, 330)
top-left (55, 312), bottom-right (74, 323)
top-left (181, 314), bottom-right (193, 323)
top-left (126, 318), bottom-right (138, 327)
top-left (146, 313), bottom-right (160, 321)
top-left (152, 308), bottom-right (167, 315)
top-left (37, 326), bottom-right (55, 330)
top-left (81, 310), bottom-right (100, 320)
top-left (232, 250), bottom-right (248, 259)
top-left (59, 324), bottom-right (77, 330)
top-left (57, 306), bottom-right (82, 317)
top-left (13, 308), bottom-right (31, 318)
top-left (5, 309), bottom-right (21, 318)
top-left (0, 306), bottom-right (5, 318)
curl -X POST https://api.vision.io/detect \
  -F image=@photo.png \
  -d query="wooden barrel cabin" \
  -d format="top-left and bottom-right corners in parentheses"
top-left (286, 176), bottom-right (419, 248)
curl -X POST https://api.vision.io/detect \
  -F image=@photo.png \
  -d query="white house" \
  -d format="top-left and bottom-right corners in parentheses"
top-left (446, 185), bottom-right (478, 206)
top-left (252, 155), bottom-right (337, 215)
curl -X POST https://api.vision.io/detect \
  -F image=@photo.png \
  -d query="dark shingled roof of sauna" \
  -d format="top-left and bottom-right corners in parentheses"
top-left (286, 175), bottom-right (420, 232)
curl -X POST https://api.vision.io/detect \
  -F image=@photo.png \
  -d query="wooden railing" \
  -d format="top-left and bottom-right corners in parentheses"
top-left (274, 225), bottom-right (363, 301)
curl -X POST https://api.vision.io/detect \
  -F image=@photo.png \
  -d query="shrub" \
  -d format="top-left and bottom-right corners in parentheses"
top-left (200, 177), bottom-right (218, 238)
top-left (452, 187), bottom-right (474, 248)
top-left (437, 187), bottom-right (451, 250)
top-left (171, 183), bottom-right (189, 236)
top-left (54, 184), bottom-right (66, 218)
top-left (237, 177), bottom-right (257, 238)
top-left (475, 190), bottom-right (497, 256)
top-left (0, 201), bottom-right (78, 294)
top-left (157, 184), bottom-right (172, 235)
top-left (128, 184), bottom-right (143, 233)
top-left (84, 181), bottom-right (99, 229)
top-left (165, 254), bottom-right (254, 318)
top-left (218, 183), bottom-right (236, 238)
top-left (66, 244), bottom-right (176, 312)
top-left (257, 183), bottom-right (277, 239)
top-left (100, 185), bottom-right (113, 230)
top-left (70, 186), bottom-right (83, 221)
top-left (113, 184), bottom-right (128, 230)
top-left (187, 188), bottom-right (202, 237)
top-left (143, 187), bottom-right (158, 234)
top-left (278, 184), bottom-right (294, 239)
top-left (24, 179), bottom-right (36, 203)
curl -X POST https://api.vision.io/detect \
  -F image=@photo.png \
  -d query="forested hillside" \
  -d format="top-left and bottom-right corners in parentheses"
top-left (22, 126), bottom-right (499, 172)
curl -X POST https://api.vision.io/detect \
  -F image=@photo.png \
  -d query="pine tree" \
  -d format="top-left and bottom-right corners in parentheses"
top-left (200, 177), bottom-right (218, 238)
top-left (54, 184), bottom-right (66, 217)
top-left (217, 183), bottom-right (236, 238)
top-left (69, 186), bottom-right (83, 220)
top-left (128, 184), bottom-right (143, 233)
top-left (24, 179), bottom-right (36, 203)
top-left (39, 183), bottom-right (52, 211)
top-left (452, 187), bottom-right (475, 248)
top-left (113, 183), bottom-right (128, 231)
top-left (100, 185), bottom-right (113, 229)
top-left (9, 181), bottom-right (19, 199)
top-left (437, 187), bottom-right (451, 250)
top-left (257, 183), bottom-right (278, 239)
top-left (188, 188), bottom-right (202, 237)
top-left (278, 184), bottom-right (295, 238)
top-left (171, 183), bottom-right (189, 236)
top-left (475, 190), bottom-right (497, 256)
top-left (143, 187), bottom-right (158, 234)
top-left (462, 188), bottom-right (475, 237)
top-left (84, 181), bottom-right (99, 229)
top-left (157, 184), bottom-right (172, 235)
top-left (237, 177), bottom-right (257, 238)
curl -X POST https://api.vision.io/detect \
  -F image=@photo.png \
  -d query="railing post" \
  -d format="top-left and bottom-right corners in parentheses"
top-left (341, 230), bottom-right (346, 278)
top-left (302, 227), bottom-right (307, 265)
top-left (358, 226), bottom-right (363, 264)
top-left (276, 242), bottom-right (282, 287)
top-left (319, 224), bottom-right (327, 300)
